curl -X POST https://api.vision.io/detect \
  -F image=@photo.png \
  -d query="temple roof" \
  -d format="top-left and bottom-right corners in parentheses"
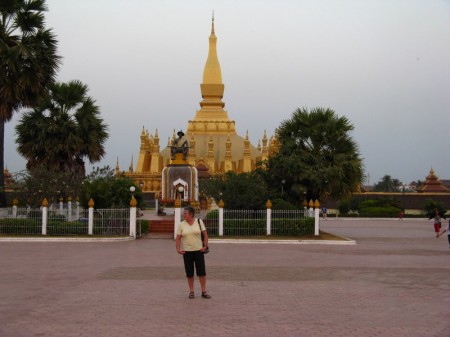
top-left (418, 168), bottom-right (450, 193)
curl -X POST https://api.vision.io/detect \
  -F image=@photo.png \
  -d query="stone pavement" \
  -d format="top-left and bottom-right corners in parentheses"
top-left (0, 219), bottom-right (449, 337)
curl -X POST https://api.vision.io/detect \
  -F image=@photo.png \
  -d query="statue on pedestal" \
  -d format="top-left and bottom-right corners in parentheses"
top-left (170, 130), bottom-right (189, 160)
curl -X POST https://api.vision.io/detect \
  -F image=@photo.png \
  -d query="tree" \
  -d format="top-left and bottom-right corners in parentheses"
top-left (0, 0), bottom-right (60, 205)
top-left (15, 80), bottom-right (108, 177)
top-left (11, 166), bottom-right (82, 207)
top-left (79, 166), bottom-right (142, 209)
top-left (200, 171), bottom-right (269, 210)
top-left (372, 175), bottom-right (402, 192)
top-left (267, 107), bottom-right (364, 202)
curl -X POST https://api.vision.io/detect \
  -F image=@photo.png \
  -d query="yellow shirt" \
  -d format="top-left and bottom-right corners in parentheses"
top-left (176, 218), bottom-right (206, 251)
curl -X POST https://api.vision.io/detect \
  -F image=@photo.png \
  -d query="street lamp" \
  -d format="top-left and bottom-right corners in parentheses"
top-left (178, 185), bottom-right (184, 201)
top-left (281, 180), bottom-right (286, 195)
top-left (130, 186), bottom-right (136, 197)
top-left (139, 181), bottom-right (144, 190)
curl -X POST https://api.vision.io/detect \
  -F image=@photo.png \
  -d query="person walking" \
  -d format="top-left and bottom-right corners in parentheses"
top-left (433, 210), bottom-right (442, 238)
top-left (438, 220), bottom-right (450, 248)
top-left (175, 206), bottom-right (211, 299)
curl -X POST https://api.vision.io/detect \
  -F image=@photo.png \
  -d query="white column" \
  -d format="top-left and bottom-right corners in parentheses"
top-left (266, 208), bottom-right (272, 236)
top-left (314, 207), bottom-right (320, 236)
top-left (42, 200), bottom-right (48, 235)
top-left (130, 206), bottom-right (137, 239)
top-left (76, 201), bottom-right (80, 221)
top-left (88, 205), bottom-right (94, 235)
top-left (155, 199), bottom-right (159, 215)
top-left (68, 199), bottom-right (72, 221)
top-left (219, 206), bottom-right (224, 236)
top-left (12, 205), bottom-right (17, 218)
top-left (174, 206), bottom-right (181, 239)
top-left (59, 198), bottom-right (63, 215)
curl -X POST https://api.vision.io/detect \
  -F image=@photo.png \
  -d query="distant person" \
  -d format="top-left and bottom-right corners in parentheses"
top-left (175, 206), bottom-right (211, 299)
top-left (433, 210), bottom-right (441, 238)
top-left (399, 211), bottom-right (404, 221)
top-left (322, 207), bottom-right (327, 220)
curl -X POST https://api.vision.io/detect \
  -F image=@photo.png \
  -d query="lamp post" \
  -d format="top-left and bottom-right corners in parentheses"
top-left (130, 186), bottom-right (136, 198)
top-left (139, 181), bottom-right (144, 191)
top-left (281, 180), bottom-right (286, 196)
top-left (178, 185), bottom-right (184, 202)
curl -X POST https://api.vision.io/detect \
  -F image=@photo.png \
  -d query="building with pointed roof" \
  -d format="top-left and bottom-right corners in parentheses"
top-left (417, 168), bottom-right (449, 193)
top-left (123, 16), bottom-right (279, 197)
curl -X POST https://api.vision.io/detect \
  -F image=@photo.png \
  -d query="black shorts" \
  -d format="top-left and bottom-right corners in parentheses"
top-left (183, 251), bottom-right (206, 277)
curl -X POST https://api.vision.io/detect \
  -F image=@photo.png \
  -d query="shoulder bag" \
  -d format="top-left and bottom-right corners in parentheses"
top-left (198, 219), bottom-right (210, 254)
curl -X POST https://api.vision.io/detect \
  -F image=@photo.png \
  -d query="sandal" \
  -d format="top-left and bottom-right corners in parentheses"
top-left (189, 292), bottom-right (195, 299)
top-left (201, 292), bottom-right (211, 299)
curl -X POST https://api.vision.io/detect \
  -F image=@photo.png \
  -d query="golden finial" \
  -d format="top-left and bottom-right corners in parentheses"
top-left (211, 10), bottom-right (215, 34)
top-left (141, 126), bottom-right (145, 134)
top-left (130, 196), bottom-right (137, 207)
top-left (88, 198), bottom-right (94, 208)
top-left (218, 199), bottom-right (224, 208)
top-left (266, 199), bottom-right (272, 209)
top-left (314, 199), bottom-right (320, 208)
top-left (42, 198), bottom-right (48, 207)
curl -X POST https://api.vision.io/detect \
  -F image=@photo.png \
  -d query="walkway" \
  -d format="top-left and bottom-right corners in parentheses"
top-left (0, 219), bottom-right (449, 337)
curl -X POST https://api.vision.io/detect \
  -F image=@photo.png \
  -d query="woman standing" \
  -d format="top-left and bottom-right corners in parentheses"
top-left (176, 206), bottom-right (211, 299)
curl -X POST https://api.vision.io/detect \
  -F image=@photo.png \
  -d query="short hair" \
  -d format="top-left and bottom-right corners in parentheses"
top-left (183, 206), bottom-right (195, 217)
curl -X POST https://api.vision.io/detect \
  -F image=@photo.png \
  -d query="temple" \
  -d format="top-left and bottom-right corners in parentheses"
top-left (417, 168), bottom-right (450, 193)
top-left (123, 16), bottom-right (280, 197)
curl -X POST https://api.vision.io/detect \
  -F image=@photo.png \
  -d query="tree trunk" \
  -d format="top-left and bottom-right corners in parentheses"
top-left (0, 120), bottom-right (6, 206)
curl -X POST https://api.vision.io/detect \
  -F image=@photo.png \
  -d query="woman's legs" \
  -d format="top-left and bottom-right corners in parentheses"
top-left (199, 275), bottom-right (206, 292)
top-left (187, 277), bottom-right (194, 292)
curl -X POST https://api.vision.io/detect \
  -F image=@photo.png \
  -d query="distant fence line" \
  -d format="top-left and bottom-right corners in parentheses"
top-left (0, 197), bottom-right (138, 238)
top-left (173, 199), bottom-right (321, 238)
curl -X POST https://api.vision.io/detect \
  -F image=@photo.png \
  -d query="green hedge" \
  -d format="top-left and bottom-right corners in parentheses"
top-left (205, 217), bottom-right (314, 236)
top-left (0, 218), bottom-right (42, 235)
top-left (0, 218), bottom-right (131, 236)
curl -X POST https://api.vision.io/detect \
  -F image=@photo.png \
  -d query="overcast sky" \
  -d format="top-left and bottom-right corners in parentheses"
top-left (4, 0), bottom-right (450, 185)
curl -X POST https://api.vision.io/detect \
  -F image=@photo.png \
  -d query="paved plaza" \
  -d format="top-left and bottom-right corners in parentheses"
top-left (0, 219), bottom-right (449, 337)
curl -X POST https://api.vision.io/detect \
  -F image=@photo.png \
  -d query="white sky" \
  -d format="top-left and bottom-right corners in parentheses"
top-left (4, 0), bottom-right (450, 185)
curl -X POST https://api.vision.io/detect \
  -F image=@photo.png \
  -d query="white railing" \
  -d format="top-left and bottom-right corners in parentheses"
top-left (0, 202), bottom-right (137, 238)
top-left (174, 202), bottom-right (320, 237)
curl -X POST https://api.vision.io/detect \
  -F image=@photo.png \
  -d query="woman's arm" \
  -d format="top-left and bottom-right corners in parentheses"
top-left (202, 230), bottom-right (209, 248)
top-left (175, 234), bottom-right (185, 254)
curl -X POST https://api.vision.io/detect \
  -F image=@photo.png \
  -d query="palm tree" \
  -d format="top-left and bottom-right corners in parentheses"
top-left (0, 0), bottom-right (60, 205)
top-left (268, 107), bottom-right (364, 201)
top-left (15, 80), bottom-right (109, 178)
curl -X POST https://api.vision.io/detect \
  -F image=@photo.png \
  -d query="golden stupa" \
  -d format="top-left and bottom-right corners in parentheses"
top-left (123, 16), bottom-right (279, 197)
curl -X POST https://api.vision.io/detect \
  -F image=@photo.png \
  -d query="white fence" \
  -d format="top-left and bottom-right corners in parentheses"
top-left (174, 204), bottom-right (320, 238)
top-left (0, 203), bottom-right (138, 238)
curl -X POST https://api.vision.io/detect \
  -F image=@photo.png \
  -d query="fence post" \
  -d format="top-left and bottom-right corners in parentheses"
top-left (174, 195), bottom-right (182, 239)
top-left (76, 198), bottom-right (80, 221)
top-left (130, 196), bottom-right (137, 239)
top-left (67, 196), bottom-right (72, 221)
top-left (266, 199), bottom-right (272, 236)
top-left (218, 199), bottom-right (224, 236)
top-left (88, 198), bottom-right (94, 235)
top-left (59, 197), bottom-right (64, 215)
top-left (42, 198), bottom-right (48, 235)
top-left (314, 199), bottom-right (320, 236)
top-left (308, 199), bottom-right (314, 217)
top-left (12, 198), bottom-right (18, 217)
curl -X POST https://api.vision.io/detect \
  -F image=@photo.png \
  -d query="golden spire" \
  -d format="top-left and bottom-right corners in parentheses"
top-left (202, 12), bottom-right (222, 84)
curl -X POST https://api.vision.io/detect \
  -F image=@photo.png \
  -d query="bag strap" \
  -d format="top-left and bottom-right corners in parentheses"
top-left (197, 219), bottom-right (205, 242)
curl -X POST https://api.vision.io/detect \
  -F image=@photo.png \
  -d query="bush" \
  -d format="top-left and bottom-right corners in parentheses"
top-left (0, 218), bottom-right (41, 235)
top-left (359, 206), bottom-right (401, 217)
top-left (271, 198), bottom-right (299, 210)
top-left (138, 220), bottom-right (149, 234)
